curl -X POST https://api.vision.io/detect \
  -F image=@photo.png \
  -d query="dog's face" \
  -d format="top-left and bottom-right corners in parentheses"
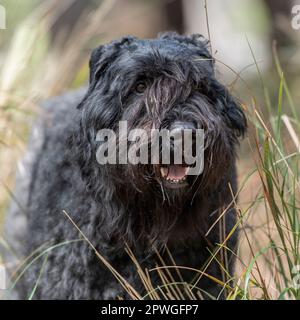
top-left (76, 33), bottom-right (246, 204)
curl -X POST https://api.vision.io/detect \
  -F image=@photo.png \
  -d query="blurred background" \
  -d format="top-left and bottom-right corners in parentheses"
top-left (0, 0), bottom-right (299, 299)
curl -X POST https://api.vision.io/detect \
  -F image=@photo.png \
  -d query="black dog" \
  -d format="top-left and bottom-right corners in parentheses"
top-left (5, 32), bottom-right (246, 299)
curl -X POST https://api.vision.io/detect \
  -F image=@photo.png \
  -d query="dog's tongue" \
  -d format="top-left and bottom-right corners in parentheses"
top-left (164, 165), bottom-right (188, 180)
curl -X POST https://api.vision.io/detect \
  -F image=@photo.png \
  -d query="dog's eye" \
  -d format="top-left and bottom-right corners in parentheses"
top-left (192, 82), bottom-right (206, 93)
top-left (192, 83), bottom-right (200, 91)
top-left (135, 82), bottom-right (147, 94)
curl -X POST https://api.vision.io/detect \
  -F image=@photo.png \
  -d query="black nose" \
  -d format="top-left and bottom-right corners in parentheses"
top-left (162, 121), bottom-right (197, 165)
top-left (169, 121), bottom-right (196, 131)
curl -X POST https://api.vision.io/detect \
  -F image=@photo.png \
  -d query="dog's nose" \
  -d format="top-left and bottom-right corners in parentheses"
top-left (169, 121), bottom-right (196, 131)
top-left (160, 121), bottom-right (197, 166)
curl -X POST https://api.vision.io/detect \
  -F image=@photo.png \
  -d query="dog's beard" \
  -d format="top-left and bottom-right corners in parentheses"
top-left (75, 74), bottom-right (242, 249)
top-left (107, 94), bottom-right (233, 195)
top-left (79, 132), bottom-right (233, 249)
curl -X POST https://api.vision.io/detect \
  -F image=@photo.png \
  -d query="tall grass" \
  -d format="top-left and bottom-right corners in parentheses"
top-left (230, 44), bottom-right (300, 300)
top-left (0, 1), bottom-right (299, 300)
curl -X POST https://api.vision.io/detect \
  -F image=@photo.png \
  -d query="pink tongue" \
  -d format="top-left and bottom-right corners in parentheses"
top-left (167, 165), bottom-right (187, 180)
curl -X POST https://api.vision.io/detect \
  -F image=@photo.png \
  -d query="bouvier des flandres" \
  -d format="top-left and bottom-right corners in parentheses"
top-left (4, 32), bottom-right (246, 300)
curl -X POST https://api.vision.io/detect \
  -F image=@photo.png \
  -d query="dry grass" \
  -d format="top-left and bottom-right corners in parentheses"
top-left (0, 0), bottom-right (299, 300)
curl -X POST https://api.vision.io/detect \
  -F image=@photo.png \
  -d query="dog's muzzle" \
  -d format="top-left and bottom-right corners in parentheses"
top-left (159, 121), bottom-right (197, 189)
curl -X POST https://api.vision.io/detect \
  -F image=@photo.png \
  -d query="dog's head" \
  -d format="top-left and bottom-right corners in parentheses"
top-left (76, 33), bottom-right (246, 194)
top-left (75, 32), bottom-right (246, 212)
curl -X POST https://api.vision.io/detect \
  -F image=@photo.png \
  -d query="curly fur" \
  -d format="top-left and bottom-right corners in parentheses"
top-left (4, 32), bottom-right (246, 300)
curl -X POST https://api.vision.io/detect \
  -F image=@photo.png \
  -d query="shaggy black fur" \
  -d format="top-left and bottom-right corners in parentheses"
top-left (5, 32), bottom-right (246, 300)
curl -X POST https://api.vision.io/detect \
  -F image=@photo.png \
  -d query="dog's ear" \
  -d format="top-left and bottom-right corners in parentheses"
top-left (159, 32), bottom-right (212, 61)
top-left (89, 45), bottom-right (105, 84)
top-left (216, 84), bottom-right (247, 137)
top-left (89, 36), bottom-right (137, 85)
top-left (186, 34), bottom-right (212, 60)
top-left (77, 36), bottom-right (137, 109)
top-left (224, 97), bottom-right (247, 137)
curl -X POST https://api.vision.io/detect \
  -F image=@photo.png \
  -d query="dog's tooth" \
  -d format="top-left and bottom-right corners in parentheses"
top-left (160, 167), bottom-right (168, 177)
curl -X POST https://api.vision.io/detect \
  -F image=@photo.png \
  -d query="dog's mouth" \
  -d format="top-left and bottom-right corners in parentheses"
top-left (159, 165), bottom-right (190, 188)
